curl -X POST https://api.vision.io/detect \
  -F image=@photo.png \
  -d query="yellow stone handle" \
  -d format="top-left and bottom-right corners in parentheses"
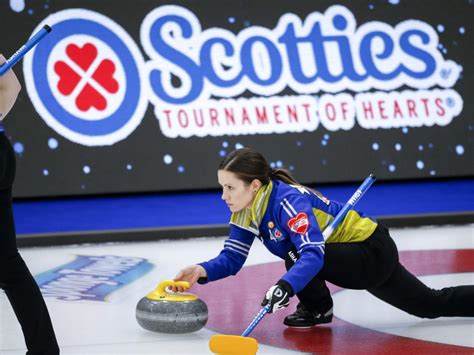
top-left (146, 280), bottom-right (198, 301)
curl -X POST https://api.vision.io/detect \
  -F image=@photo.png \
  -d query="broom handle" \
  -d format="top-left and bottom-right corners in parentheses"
top-left (0, 25), bottom-right (51, 76)
top-left (241, 174), bottom-right (376, 337)
top-left (322, 174), bottom-right (376, 240)
top-left (241, 305), bottom-right (271, 337)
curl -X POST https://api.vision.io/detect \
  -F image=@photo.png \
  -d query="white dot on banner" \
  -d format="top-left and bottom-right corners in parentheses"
top-left (228, 17), bottom-right (236, 24)
top-left (402, 127), bottom-right (408, 134)
top-left (219, 150), bottom-right (226, 157)
top-left (388, 0), bottom-right (399, 5)
top-left (430, 170), bottom-right (436, 176)
top-left (48, 138), bottom-right (58, 149)
top-left (321, 140), bottom-right (327, 146)
top-left (459, 27), bottom-right (465, 34)
top-left (372, 143), bottom-right (379, 151)
top-left (83, 166), bottom-right (91, 174)
top-left (395, 143), bottom-right (401, 151)
top-left (13, 142), bottom-right (24, 154)
top-left (276, 161), bottom-right (283, 168)
top-left (437, 24), bottom-right (445, 33)
top-left (323, 134), bottom-right (329, 140)
top-left (270, 162), bottom-right (276, 168)
top-left (235, 143), bottom-right (244, 149)
top-left (222, 141), bottom-right (229, 148)
top-left (126, 164), bottom-right (132, 171)
top-left (416, 161), bottom-right (424, 170)
top-left (455, 145), bottom-right (464, 155)
top-left (177, 165), bottom-right (185, 173)
top-left (289, 165), bottom-right (295, 171)
top-left (9, 0), bottom-right (25, 12)
top-left (418, 145), bottom-right (424, 151)
top-left (388, 164), bottom-right (396, 172)
top-left (43, 169), bottom-right (49, 176)
top-left (163, 154), bottom-right (173, 164)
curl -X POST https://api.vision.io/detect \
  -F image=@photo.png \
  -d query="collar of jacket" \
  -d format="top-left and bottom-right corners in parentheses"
top-left (230, 180), bottom-right (274, 234)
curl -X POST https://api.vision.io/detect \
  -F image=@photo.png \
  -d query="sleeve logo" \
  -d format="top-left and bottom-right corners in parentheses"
top-left (287, 212), bottom-right (309, 235)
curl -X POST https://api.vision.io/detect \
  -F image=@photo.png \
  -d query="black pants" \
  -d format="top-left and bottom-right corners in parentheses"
top-left (0, 133), bottom-right (59, 354)
top-left (286, 224), bottom-right (474, 318)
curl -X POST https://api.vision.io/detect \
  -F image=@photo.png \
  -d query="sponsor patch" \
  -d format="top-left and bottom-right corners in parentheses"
top-left (269, 227), bottom-right (284, 242)
top-left (287, 212), bottom-right (309, 234)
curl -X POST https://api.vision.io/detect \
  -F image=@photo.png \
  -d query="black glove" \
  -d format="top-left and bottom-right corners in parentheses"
top-left (261, 280), bottom-right (294, 313)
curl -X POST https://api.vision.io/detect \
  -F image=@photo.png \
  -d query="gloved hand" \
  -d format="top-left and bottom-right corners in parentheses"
top-left (261, 280), bottom-right (294, 313)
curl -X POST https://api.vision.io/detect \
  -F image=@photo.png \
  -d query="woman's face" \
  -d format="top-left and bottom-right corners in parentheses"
top-left (218, 170), bottom-right (259, 213)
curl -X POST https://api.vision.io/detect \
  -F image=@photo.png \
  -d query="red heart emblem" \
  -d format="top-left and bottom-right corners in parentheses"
top-left (92, 59), bottom-right (118, 93)
top-left (66, 43), bottom-right (97, 71)
top-left (287, 212), bottom-right (309, 234)
top-left (76, 83), bottom-right (106, 111)
top-left (54, 61), bottom-right (81, 95)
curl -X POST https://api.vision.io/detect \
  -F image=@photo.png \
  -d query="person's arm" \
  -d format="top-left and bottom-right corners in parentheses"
top-left (262, 194), bottom-right (325, 313)
top-left (170, 225), bottom-right (255, 292)
top-left (0, 54), bottom-right (22, 121)
top-left (277, 194), bottom-right (325, 294)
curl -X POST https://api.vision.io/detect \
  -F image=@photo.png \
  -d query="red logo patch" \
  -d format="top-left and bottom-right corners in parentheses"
top-left (287, 212), bottom-right (309, 234)
top-left (54, 43), bottom-right (119, 112)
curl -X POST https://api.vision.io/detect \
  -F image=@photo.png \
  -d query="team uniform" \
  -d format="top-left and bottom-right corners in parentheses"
top-left (0, 123), bottom-right (59, 354)
top-left (199, 179), bottom-right (474, 322)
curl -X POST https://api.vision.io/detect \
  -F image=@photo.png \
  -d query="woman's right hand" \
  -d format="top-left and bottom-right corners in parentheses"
top-left (170, 265), bottom-right (207, 292)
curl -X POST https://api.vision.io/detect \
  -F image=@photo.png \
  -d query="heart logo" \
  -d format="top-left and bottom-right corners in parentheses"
top-left (92, 59), bottom-right (118, 93)
top-left (54, 61), bottom-right (81, 95)
top-left (54, 43), bottom-right (120, 112)
top-left (287, 212), bottom-right (309, 234)
top-left (66, 43), bottom-right (97, 71)
top-left (76, 83), bottom-right (106, 111)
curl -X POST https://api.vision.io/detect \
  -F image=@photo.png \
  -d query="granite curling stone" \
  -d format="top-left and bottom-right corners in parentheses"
top-left (136, 280), bottom-right (208, 334)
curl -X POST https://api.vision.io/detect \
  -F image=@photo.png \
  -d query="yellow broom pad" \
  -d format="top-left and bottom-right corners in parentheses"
top-left (209, 334), bottom-right (259, 355)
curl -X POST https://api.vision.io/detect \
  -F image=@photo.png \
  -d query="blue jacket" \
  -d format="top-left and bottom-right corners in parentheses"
top-left (200, 179), bottom-right (377, 294)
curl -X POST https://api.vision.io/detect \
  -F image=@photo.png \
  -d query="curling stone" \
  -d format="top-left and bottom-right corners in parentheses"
top-left (136, 280), bottom-right (208, 334)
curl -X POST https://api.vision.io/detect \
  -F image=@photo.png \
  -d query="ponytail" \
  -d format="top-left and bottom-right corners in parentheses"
top-left (270, 168), bottom-right (327, 201)
top-left (270, 168), bottom-right (299, 185)
top-left (219, 148), bottom-right (327, 200)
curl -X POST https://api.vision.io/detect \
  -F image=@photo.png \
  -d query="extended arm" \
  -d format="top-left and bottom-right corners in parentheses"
top-left (0, 54), bottom-right (22, 121)
top-left (171, 225), bottom-right (255, 291)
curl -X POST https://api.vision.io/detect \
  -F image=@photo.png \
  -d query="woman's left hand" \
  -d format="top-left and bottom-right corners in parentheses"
top-left (261, 280), bottom-right (293, 313)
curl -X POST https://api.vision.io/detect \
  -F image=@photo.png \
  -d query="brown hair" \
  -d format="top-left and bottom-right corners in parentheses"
top-left (219, 148), bottom-right (328, 200)
top-left (218, 147), bottom-right (299, 186)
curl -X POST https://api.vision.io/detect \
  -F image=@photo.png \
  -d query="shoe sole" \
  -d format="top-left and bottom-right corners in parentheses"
top-left (285, 325), bottom-right (318, 329)
top-left (283, 318), bottom-right (332, 328)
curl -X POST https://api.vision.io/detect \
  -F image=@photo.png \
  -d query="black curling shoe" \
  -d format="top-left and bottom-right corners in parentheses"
top-left (283, 304), bottom-right (333, 328)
